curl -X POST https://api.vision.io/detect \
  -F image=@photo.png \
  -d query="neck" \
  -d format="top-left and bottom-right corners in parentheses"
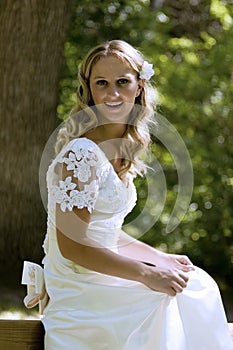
top-left (86, 123), bottom-right (127, 143)
top-left (100, 123), bottom-right (127, 140)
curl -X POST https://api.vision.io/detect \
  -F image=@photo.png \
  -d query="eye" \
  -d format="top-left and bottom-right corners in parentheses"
top-left (117, 78), bottom-right (129, 85)
top-left (96, 80), bottom-right (107, 86)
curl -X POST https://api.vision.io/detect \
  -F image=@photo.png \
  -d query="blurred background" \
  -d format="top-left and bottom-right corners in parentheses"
top-left (0, 0), bottom-right (232, 320)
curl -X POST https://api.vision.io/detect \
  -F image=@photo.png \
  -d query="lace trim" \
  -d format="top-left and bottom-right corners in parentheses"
top-left (57, 148), bottom-right (99, 182)
top-left (51, 176), bottom-right (99, 213)
top-left (50, 144), bottom-right (105, 213)
top-left (99, 172), bottom-right (129, 206)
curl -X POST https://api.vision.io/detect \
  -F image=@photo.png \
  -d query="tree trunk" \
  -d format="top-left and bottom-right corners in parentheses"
top-left (0, 0), bottom-right (70, 278)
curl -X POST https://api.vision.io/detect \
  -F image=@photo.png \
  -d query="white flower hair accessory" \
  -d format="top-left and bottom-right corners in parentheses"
top-left (139, 61), bottom-right (154, 81)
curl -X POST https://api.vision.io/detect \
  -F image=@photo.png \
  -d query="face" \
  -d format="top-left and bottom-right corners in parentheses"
top-left (89, 56), bottom-right (142, 124)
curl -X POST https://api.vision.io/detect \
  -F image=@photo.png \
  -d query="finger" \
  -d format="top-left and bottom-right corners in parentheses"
top-left (173, 269), bottom-right (189, 282)
top-left (177, 277), bottom-right (188, 289)
top-left (175, 272), bottom-right (189, 286)
top-left (168, 288), bottom-right (177, 297)
top-left (180, 272), bottom-right (189, 283)
top-left (180, 256), bottom-right (194, 266)
top-left (177, 263), bottom-right (194, 272)
top-left (179, 257), bottom-right (190, 264)
top-left (171, 282), bottom-right (184, 294)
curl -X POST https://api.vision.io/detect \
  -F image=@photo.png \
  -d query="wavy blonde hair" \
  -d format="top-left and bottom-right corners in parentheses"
top-left (56, 40), bottom-right (158, 179)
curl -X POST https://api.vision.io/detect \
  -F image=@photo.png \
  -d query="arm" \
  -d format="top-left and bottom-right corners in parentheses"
top-left (57, 218), bottom-right (146, 282)
top-left (53, 140), bottom-right (189, 296)
top-left (56, 204), bottom-right (148, 282)
top-left (56, 206), bottom-right (189, 297)
top-left (118, 230), bottom-right (164, 265)
top-left (54, 155), bottom-right (150, 284)
top-left (118, 231), bottom-right (195, 273)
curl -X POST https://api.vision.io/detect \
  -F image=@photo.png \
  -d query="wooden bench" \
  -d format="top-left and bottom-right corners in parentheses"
top-left (0, 320), bottom-right (44, 350)
top-left (0, 320), bottom-right (232, 349)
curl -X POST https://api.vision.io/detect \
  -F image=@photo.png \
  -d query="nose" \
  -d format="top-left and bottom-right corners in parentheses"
top-left (106, 84), bottom-right (120, 98)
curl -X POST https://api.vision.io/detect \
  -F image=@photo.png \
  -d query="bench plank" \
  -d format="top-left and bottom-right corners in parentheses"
top-left (0, 320), bottom-right (44, 350)
top-left (0, 319), bottom-right (232, 349)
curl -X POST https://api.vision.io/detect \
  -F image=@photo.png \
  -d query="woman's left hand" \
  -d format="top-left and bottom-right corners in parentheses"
top-left (156, 252), bottom-right (195, 273)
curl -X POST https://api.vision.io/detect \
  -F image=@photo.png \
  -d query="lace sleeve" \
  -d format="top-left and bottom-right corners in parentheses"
top-left (50, 139), bottom-right (105, 214)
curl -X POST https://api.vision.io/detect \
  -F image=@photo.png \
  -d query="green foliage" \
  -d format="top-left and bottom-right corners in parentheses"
top-left (58, 0), bottom-right (233, 286)
top-left (57, 0), bottom-right (167, 120)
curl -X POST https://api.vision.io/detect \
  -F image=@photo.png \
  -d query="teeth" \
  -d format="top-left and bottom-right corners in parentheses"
top-left (106, 102), bottom-right (122, 107)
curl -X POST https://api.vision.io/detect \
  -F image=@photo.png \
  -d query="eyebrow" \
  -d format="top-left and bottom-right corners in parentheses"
top-left (93, 74), bottom-right (132, 79)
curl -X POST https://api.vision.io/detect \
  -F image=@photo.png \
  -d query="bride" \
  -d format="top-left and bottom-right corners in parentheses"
top-left (22, 39), bottom-right (233, 350)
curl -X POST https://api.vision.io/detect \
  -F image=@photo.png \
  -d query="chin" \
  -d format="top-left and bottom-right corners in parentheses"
top-left (96, 103), bottom-right (134, 125)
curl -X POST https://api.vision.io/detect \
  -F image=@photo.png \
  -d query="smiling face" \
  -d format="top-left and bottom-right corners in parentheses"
top-left (89, 55), bottom-right (142, 124)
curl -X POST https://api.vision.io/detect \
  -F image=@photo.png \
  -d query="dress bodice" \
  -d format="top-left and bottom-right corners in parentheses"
top-left (46, 137), bottom-right (137, 250)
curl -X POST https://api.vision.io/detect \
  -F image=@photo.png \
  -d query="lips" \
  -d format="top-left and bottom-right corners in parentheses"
top-left (105, 102), bottom-right (123, 108)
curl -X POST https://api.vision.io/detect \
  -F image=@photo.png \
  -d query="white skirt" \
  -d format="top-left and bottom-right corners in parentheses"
top-left (42, 266), bottom-right (233, 350)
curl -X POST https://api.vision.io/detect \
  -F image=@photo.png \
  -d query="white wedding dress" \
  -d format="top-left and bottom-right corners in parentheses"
top-left (39, 137), bottom-right (232, 349)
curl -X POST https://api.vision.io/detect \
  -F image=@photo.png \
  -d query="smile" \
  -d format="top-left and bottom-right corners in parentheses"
top-left (105, 102), bottom-right (123, 107)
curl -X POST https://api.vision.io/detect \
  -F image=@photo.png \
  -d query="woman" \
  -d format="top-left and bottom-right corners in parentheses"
top-left (23, 40), bottom-right (233, 349)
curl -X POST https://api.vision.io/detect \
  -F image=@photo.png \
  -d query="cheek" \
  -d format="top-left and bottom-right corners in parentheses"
top-left (90, 87), bottom-right (101, 103)
top-left (128, 83), bottom-right (141, 97)
top-left (129, 88), bottom-right (140, 100)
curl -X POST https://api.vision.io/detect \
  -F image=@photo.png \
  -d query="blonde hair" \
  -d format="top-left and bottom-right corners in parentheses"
top-left (56, 40), bottom-right (157, 179)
